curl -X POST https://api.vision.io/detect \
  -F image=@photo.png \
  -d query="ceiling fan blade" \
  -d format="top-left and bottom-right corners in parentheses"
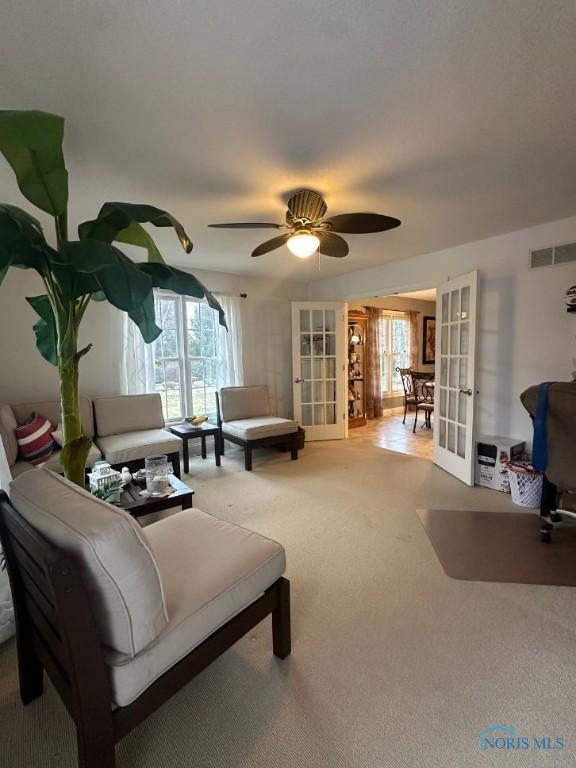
top-left (286, 189), bottom-right (327, 222)
top-left (317, 231), bottom-right (349, 258)
top-left (208, 222), bottom-right (284, 229)
top-left (323, 213), bottom-right (401, 234)
top-left (251, 233), bottom-right (292, 257)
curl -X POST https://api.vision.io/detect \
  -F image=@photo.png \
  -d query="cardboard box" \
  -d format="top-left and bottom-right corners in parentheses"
top-left (475, 436), bottom-right (526, 492)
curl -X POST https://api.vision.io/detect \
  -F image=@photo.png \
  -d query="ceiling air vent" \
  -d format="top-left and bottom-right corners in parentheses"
top-left (530, 242), bottom-right (576, 268)
top-left (530, 247), bottom-right (553, 268)
top-left (554, 242), bottom-right (576, 264)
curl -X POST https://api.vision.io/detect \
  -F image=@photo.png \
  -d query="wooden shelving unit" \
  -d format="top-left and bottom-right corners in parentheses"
top-left (348, 309), bottom-right (368, 428)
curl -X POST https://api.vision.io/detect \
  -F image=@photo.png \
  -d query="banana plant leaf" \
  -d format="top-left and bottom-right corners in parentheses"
top-left (53, 240), bottom-right (153, 308)
top-left (0, 111), bottom-right (68, 216)
top-left (96, 252), bottom-right (153, 312)
top-left (57, 239), bottom-right (124, 271)
top-left (0, 204), bottom-right (55, 279)
top-left (0, 204), bottom-right (44, 240)
top-left (27, 295), bottom-right (58, 365)
top-left (78, 202), bottom-right (192, 257)
top-left (114, 222), bottom-right (164, 263)
top-left (138, 262), bottom-right (226, 328)
top-left (128, 292), bottom-right (162, 343)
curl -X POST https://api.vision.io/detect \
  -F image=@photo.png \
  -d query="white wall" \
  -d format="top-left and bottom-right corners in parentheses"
top-left (0, 267), bottom-right (125, 403)
top-left (0, 267), bottom-right (305, 418)
top-left (309, 215), bottom-right (576, 443)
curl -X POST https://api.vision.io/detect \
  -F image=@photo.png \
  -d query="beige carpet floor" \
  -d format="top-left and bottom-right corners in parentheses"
top-left (2, 441), bottom-right (576, 767)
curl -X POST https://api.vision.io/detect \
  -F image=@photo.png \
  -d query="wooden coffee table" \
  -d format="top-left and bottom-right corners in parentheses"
top-left (168, 422), bottom-right (222, 473)
top-left (114, 475), bottom-right (194, 520)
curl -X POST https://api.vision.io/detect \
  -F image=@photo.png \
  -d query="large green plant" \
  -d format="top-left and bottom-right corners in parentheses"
top-left (0, 110), bottom-right (225, 486)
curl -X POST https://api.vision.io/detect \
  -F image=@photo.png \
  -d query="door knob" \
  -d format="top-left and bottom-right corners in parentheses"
top-left (459, 388), bottom-right (473, 396)
top-left (294, 378), bottom-right (305, 383)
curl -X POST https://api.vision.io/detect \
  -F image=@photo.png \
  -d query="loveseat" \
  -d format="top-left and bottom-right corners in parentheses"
top-left (0, 393), bottom-right (182, 478)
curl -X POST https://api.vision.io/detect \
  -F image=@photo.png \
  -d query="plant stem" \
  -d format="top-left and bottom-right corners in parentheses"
top-left (59, 353), bottom-right (81, 444)
top-left (55, 287), bottom-right (92, 487)
top-left (55, 211), bottom-right (68, 248)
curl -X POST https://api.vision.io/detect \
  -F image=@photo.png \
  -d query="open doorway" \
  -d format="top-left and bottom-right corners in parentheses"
top-left (347, 288), bottom-right (436, 460)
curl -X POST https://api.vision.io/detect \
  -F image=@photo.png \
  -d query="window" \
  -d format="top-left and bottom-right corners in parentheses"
top-left (379, 314), bottom-right (410, 395)
top-left (153, 293), bottom-right (219, 421)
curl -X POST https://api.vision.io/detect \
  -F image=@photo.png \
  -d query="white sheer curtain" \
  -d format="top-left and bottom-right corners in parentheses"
top-left (407, 311), bottom-right (419, 369)
top-left (120, 312), bottom-right (156, 395)
top-left (0, 438), bottom-right (15, 643)
top-left (215, 293), bottom-right (244, 389)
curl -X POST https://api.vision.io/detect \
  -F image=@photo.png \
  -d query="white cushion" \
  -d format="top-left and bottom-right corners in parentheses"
top-left (96, 429), bottom-right (181, 464)
top-left (9, 460), bottom-right (32, 479)
top-left (223, 416), bottom-right (298, 441)
top-left (94, 394), bottom-right (165, 438)
top-left (0, 404), bottom-right (18, 465)
top-left (9, 469), bottom-right (168, 656)
top-left (7, 444), bottom-right (102, 479)
top-left (11, 397), bottom-right (96, 438)
top-left (106, 508), bottom-right (285, 706)
top-left (219, 386), bottom-right (271, 422)
top-left (43, 443), bottom-right (102, 472)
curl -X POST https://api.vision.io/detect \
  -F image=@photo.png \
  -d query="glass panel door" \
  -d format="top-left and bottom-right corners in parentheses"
top-left (292, 302), bottom-right (347, 440)
top-left (434, 271), bottom-right (478, 485)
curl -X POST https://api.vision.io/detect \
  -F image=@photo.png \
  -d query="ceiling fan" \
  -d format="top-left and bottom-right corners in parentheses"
top-left (208, 189), bottom-right (401, 259)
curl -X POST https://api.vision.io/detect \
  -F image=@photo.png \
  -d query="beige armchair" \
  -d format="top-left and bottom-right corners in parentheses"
top-left (93, 394), bottom-right (182, 477)
top-left (0, 468), bottom-right (291, 768)
top-left (216, 385), bottom-right (299, 471)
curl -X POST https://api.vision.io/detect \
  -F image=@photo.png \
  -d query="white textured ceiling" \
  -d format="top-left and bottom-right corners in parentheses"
top-left (1, 0), bottom-right (576, 282)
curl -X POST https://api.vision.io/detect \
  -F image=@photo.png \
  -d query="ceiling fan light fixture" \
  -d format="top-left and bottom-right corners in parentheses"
top-left (287, 230), bottom-right (320, 258)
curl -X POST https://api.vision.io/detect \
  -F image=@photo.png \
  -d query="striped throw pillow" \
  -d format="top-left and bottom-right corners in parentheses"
top-left (15, 413), bottom-right (56, 465)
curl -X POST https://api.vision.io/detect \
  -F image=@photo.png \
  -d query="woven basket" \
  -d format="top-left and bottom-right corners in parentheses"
top-left (507, 462), bottom-right (543, 508)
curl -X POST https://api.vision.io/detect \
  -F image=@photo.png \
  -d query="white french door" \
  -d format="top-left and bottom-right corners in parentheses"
top-left (292, 302), bottom-right (348, 440)
top-left (434, 271), bottom-right (478, 485)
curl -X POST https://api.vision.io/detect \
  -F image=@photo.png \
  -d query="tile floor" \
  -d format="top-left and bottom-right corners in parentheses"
top-left (348, 406), bottom-right (434, 460)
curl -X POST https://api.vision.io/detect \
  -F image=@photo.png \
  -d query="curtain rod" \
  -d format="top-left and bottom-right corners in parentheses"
top-left (363, 305), bottom-right (420, 314)
top-left (214, 292), bottom-right (247, 299)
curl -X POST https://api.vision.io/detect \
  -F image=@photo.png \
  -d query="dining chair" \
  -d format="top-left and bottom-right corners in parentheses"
top-left (413, 380), bottom-right (434, 432)
top-left (395, 367), bottom-right (418, 424)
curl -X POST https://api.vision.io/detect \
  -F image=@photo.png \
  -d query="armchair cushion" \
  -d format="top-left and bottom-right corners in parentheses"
top-left (11, 397), bottom-right (95, 438)
top-left (43, 443), bottom-right (102, 473)
top-left (9, 469), bottom-right (168, 656)
top-left (105, 508), bottom-right (285, 706)
top-left (9, 460), bottom-right (33, 479)
top-left (222, 416), bottom-right (298, 441)
top-left (6, 444), bottom-right (102, 479)
top-left (94, 394), bottom-right (165, 437)
top-left (96, 429), bottom-right (181, 465)
top-left (219, 386), bottom-right (271, 422)
top-left (0, 404), bottom-right (18, 466)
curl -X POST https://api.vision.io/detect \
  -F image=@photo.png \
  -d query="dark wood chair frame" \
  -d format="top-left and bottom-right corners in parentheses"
top-left (0, 490), bottom-right (291, 768)
top-left (412, 379), bottom-right (434, 433)
top-left (215, 392), bottom-right (299, 471)
top-left (395, 366), bottom-right (418, 424)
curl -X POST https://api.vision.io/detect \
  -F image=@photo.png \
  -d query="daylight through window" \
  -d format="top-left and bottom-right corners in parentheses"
top-left (153, 293), bottom-right (219, 421)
